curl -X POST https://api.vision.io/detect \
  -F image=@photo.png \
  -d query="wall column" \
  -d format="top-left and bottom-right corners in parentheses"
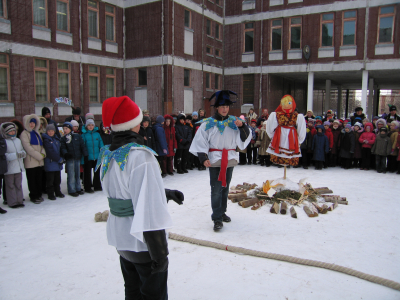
top-left (337, 85), bottom-right (343, 119)
top-left (307, 72), bottom-right (314, 111)
top-left (361, 70), bottom-right (368, 111)
top-left (367, 78), bottom-right (374, 119)
top-left (324, 79), bottom-right (331, 113)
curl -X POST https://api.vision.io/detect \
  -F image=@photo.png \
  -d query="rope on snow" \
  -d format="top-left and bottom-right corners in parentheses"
top-left (168, 232), bottom-right (400, 292)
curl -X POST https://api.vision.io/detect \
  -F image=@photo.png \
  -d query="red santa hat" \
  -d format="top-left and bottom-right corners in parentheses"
top-left (102, 96), bottom-right (143, 132)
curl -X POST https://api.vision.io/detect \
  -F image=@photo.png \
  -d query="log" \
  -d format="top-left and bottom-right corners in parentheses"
top-left (290, 206), bottom-right (297, 218)
top-left (312, 202), bottom-right (323, 213)
top-left (328, 201), bottom-right (339, 211)
top-left (280, 201), bottom-right (288, 214)
top-left (256, 194), bottom-right (270, 200)
top-left (321, 195), bottom-right (346, 201)
top-left (321, 204), bottom-right (329, 214)
top-left (251, 200), bottom-right (266, 210)
top-left (239, 198), bottom-right (259, 208)
top-left (314, 188), bottom-right (333, 194)
top-left (324, 199), bottom-right (348, 205)
top-left (270, 202), bottom-right (280, 214)
top-left (303, 206), bottom-right (318, 217)
top-left (228, 193), bottom-right (247, 202)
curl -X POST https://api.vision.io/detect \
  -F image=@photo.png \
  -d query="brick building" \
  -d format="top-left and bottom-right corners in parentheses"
top-left (0, 0), bottom-right (399, 124)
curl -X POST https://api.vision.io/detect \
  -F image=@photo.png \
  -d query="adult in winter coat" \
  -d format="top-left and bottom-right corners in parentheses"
top-left (330, 120), bottom-right (342, 167)
top-left (312, 125), bottom-right (329, 170)
top-left (255, 121), bottom-right (271, 166)
top-left (152, 115), bottom-right (169, 177)
top-left (42, 124), bottom-right (65, 200)
top-left (339, 124), bottom-right (355, 169)
top-left (99, 122), bottom-right (113, 146)
top-left (81, 119), bottom-right (104, 193)
top-left (39, 116), bottom-right (49, 193)
top-left (256, 109), bottom-right (269, 127)
top-left (65, 107), bottom-right (86, 131)
top-left (139, 116), bottom-right (155, 151)
top-left (175, 114), bottom-right (192, 173)
top-left (350, 107), bottom-right (366, 126)
top-left (20, 114), bottom-right (46, 204)
top-left (246, 108), bottom-right (258, 122)
top-left (0, 133), bottom-right (7, 211)
top-left (387, 121), bottom-right (399, 172)
top-left (352, 122), bottom-right (364, 168)
top-left (163, 115), bottom-right (177, 175)
top-left (385, 105), bottom-right (400, 124)
top-left (323, 121), bottom-right (333, 168)
top-left (372, 127), bottom-right (392, 173)
top-left (358, 122), bottom-right (375, 170)
top-left (1, 122), bottom-right (26, 208)
top-left (42, 106), bottom-right (61, 139)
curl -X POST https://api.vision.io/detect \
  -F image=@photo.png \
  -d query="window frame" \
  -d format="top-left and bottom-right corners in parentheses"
top-left (32, 0), bottom-right (48, 28)
top-left (137, 68), bottom-right (147, 87)
top-left (105, 4), bottom-right (116, 42)
top-left (184, 9), bottom-right (192, 29)
top-left (214, 74), bottom-right (220, 90)
top-left (205, 72), bottom-right (211, 89)
top-left (320, 12), bottom-right (334, 47)
top-left (271, 18), bottom-right (283, 51)
top-left (215, 48), bottom-right (222, 58)
top-left (88, 65), bottom-right (100, 103)
top-left (0, 54), bottom-right (10, 102)
top-left (243, 22), bottom-right (254, 53)
top-left (289, 17), bottom-right (302, 50)
top-left (56, 0), bottom-right (70, 32)
top-left (184, 69), bottom-right (191, 88)
top-left (341, 10), bottom-right (357, 46)
top-left (57, 61), bottom-right (71, 99)
top-left (34, 58), bottom-right (50, 102)
top-left (106, 67), bottom-right (116, 99)
top-left (0, 0), bottom-right (8, 19)
top-left (87, 0), bottom-right (99, 38)
top-left (206, 18), bottom-right (212, 36)
top-left (377, 5), bottom-right (395, 44)
top-left (215, 22), bottom-right (221, 40)
top-left (206, 45), bottom-right (213, 55)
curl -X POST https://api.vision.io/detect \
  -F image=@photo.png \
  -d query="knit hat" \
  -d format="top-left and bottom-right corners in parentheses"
top-left (355, 107), bottom-right (363, 112)
top-left (63, 122), bottom-right (73, 131)
top-left (326, 110), bottom-right (333, 114)
top-left (307, 110), bottom-right (313, 114)
top-left (209, 90), bottom-right (237, 107)
top-left (251, 119), bottom-right (257, 124)
top-left (102, 96), bottom-right (143, 132)
top-left (2, 122), bottom-right (16, 135)
top-left (156, 115), bottom-right (165, 124)
top-left (390, 120), bottom-right (400, 129)
top-left (142, 116), bottom-right (151, 123)
top-left (46, 124), bottom-right (56, 132)
top-left (380, 127), bottom-right (388, 132)
top-left (354, 122), bottom-right (363, 128)
top-left (373, 116), bottom-right (380, 121)
top-left (30, 118), bottom-right (37, 124)
top-left (333, 120), bottom-right (341, 125)
top-left (323, 121), bottom-right (330, 126)
top-left (239, 115), bottom-right (245, 120)
top-left (86, 119), bottom-right (95, 126)
top-left (142, 109), bottom-right (150, 115)
top-left (72, 107), bottom-right (81, 115)
top-left (316, 119), bottom-right (322, 124)
top-left (71, 120), bottom-right (79, 128)
top-left (354, 117), bottom-right (362, 122)
top-left (186, 115), bottom-right (192, 121)
top-left (390, 105), bottom-right (397, 112)
top-left (42, 107), bottom-right (51, 117)
top-left (192, 111), bottom-right (198, 117)
top-left (345, 118), bottom-right (351, 122)
top-left (85, 113), bottom-right (94, 120)
top-left (177, 113), bottom-right (186, 121)
top-left (345, 124), bottom-right (352, 129)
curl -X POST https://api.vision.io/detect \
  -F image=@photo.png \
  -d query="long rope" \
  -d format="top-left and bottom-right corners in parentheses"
top-left (169, 232), bottom-right (400, 292)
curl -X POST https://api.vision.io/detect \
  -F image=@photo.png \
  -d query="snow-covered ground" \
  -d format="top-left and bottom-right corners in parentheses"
top-left (1, 165), bottom-right (399, 300)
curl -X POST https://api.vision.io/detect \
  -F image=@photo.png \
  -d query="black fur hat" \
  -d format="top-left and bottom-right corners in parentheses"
top-left (72, 107), bottom-right (81, 115)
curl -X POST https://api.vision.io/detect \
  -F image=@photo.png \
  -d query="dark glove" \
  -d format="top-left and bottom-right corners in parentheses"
top-left (165, 189), bottom-right (184, 205)
top-left (143, 230), bottom-right (169, 274)
top-left (64, 153), bottom-right (73, 160)
top-left (84, 156), bottom-right (88, 164)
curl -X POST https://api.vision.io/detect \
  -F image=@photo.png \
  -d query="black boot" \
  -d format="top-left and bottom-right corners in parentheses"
top-left (222, 213), bottom-right (231, 222)
top-left (213, 221), bottom-right (223, 231)
top-left (0, 207), bottom-right (7, 214)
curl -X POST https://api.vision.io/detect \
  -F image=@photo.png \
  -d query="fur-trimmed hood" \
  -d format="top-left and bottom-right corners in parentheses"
top-left (10, 119), bottom-right (24, 137)
top-left (163, 115), bottom-right (174, 129)
top-left (39, 117), bottom-right (48, 134)
top-left (23, 114), bottom-right (41, 133)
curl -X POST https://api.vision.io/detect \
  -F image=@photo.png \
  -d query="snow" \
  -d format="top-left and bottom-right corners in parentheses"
top-left (1, 165), bottom-right (400, 300)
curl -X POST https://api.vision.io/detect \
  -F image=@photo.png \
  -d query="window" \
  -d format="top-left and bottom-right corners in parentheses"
top-left (215, 74), bottom-right (220, 90)
top-left (206, 19), bottom-right (211, 36)
top-left (89, 65), bottom-right (99, 102)
top-left (271, 19), bottom-right (282, 50)
top-left (88, 0), bottom-right (99, 38)
top-left (106, 68), bottom-right (115, 99)
top-left (33, 0), bottom-right (47, 27)
top-left (0, 54), bottom-right (10, 101)
top-left (34, 59), bottom-right (49, 102)
top-left (342, 11), bottom-right (356, 45)
top-left (378, 6), bottom-right (395, 43)
top-left (205, 73), bottom-right (211, 89)
top-left (290, 17), bottom-right (301, 49)
top-left (57, 61), bottom-right (70, 98)
top-left (206, 45), bottom-right (212, 55)
top-left (216, 0), bottom-right (220, 5)
top-left (184, 69), bottom-right (191, 87)
top-left (105, 5), bottom-right (115, 42)
top-left (215, 23), bottom-right (221, 39)
top-left (321, 13), bottom-right (334, 47)
top-left (184, 10), bottom-right (191, 28)
top-left (215, 48), bottom-right (221, 58)
top-left (244, 23), bottom-right (254, 53)
top-left (138, 68), bottom-right (147, 86)
top-left (56, 0), bottom-right (69, 32)
top-left (0, 0), bottom-right (8, 18)
top-left (243, 74), bottom-right (254, 104)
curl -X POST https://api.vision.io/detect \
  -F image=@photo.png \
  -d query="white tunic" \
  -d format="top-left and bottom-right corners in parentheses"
top-left (101, 147), bottom-right (173, 252)
top-left (189, 121), bottom-right (251, 164)
top-left (266, 112), bottom-right (306, 158)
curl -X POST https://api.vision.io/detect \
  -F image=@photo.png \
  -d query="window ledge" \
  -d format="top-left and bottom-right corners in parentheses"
top-left (270, 0), bottom-right (284, 6)
top-left (33, 25), bottom-right (51, 32)
top-left (207, 35), bottom-right (215, 39)
top-left (106, 41), bottom-right (118, 46)
top-left (375, 44), bottom-right (394, 55)
top-left (106, 41), bottom-right (118, 53)
top-left (206, 54), bottom-right (214, 58)
top-left (318, 47), bottom-right (335, 58)
top-left (56, 31), bottom-right (73, 45)
top-left (206, 89), bottom-right (214, 92)
top-left (287, 49), bottom-right (302, 60)
top-left (269, 50), bottom-right (283, 60)
top-left (216, 56), bottom-right (223, 60)
top-left (242, 52), bottom-right (255, 63)
top-left (56, 30), bottom-right (72, 37)
top-left (88, 37), bottom-right (101, 42)
top-left (339, 45), bottom-right (357, 57)
top-left (0, 18), bottom-right (10, 24)
top-left (88, 38), bottom-right (102, 51)
top-left (185, 27), bottom-right (194, 33)
top-left (242, 0), bottom-right (256, 11)
top-left (0, 102), bottom-right (15, 117)
top-left (0, 18), bottom-right (11, 34)
top-left (135, 86), bottom-right (147, 90)
top-left (89, 103), bottom-right (102, 107)
top-left (184, 87), bottom-right (193, 91)
top-left (288, 0), bottom-right (303, 3)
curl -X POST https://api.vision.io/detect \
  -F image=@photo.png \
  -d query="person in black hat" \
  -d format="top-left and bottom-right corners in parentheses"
top-left (350, 107), bottom-right (365, 126)
top-left (42, 107), bottom-right (61, 139)
top-left (385, 105), bottom-right (400, 124)
top-left (65, 107), bottom-right (86, 131)
top-left (189, 90), bottom-right (251, 231)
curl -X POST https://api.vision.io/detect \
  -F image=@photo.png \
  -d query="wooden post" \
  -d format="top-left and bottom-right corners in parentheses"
top-left (303, 206), bottom-right (318, 217)
top-left (280, 201), bottom-right (288, 214)
top-left (324, 199), bottom-right (348, 205)
top-left (238, 198), bottom-right (259, 208)
top-left (270, 202), bottom-right (280, 214)
top-left (290, 206), bottom-right (297, 218)
top-left (321, 204), bottom-right (329, 214)
top-left (284, 165), bottom-right (287, 179)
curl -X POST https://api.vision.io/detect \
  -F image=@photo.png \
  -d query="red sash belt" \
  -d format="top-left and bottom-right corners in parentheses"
top-left (209, 148), bottom-right (235, 187)
top-left (270, 125), bottom-right (299, 154)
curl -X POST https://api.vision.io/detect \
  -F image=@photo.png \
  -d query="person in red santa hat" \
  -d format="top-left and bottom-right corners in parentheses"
top-left (96, 96), bottom-right (184, 300)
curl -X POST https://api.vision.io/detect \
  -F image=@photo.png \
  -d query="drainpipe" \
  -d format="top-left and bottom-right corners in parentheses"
top-left (123, 6), bottom-right (126, 95)
top-left (363, 0), bottom-right (369, 66)
top-left (161, 0), bottom-right (165, 115)
top-left (202, 0), bottom-right (205, 109)
top-left (79, 0), bottom-right (84, 112)
top-left (171, 0), bottom-right (175, 113)
top-left (222, 0), bottom-right (225, 88)
top-left (258, 0), bottom-right (263, 115)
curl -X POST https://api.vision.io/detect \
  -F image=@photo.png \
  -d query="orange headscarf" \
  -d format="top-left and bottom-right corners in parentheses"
top-left (275, 95), bottom-right (296, 116)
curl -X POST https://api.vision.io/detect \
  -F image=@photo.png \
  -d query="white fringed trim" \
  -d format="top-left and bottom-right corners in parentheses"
top-left (111, 109), bottom-right (143, 132)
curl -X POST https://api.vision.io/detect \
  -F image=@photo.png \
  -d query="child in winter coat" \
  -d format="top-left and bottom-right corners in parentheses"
top-left (374, 118), bottom-right (387, 134)
top-left (237, 116), bottom-right (248, 165)
top-left (20, 114), bottom-right (46, 204)
top-left (312, 125), bottom-right (329, 170)
top-left (61, 122), bottom-right (88, 197)
top-left (81, 119), bottom-right (104, 193)
top-left (247, 108), bottom-right (258, 121)
top-left (371, 127), bottom-right (392, 173)
top-left (139, 116), bottom-right (155, 150)
top-left (299, 120), bottom-right (313, 169)
top-left (330, 120), bottom-right (342, 167)
top-left (339, 124), bottom-right (355, 169)
top-left (307, 119), bottom-right (316, 165)
top-left (175, 114), bottom-right (192, 174)
top-left (256, 121), bottom-right (271, 167)
top-left (1, 122), bottom-right (26, 208)
top-left (163, 115), bottom-right (177, 175)
top-left (387, 121), bottom-right (399, 172)
top-left (352, 122), bottom-right (364, 168)
top-left (153, 115), bottom-right (168, 177)
top-left (0, 134), bottom-right (6, 212)
top-left (99, 121), bottom-right (113, 146)
top-left (42, 124), bottom-right (65, 200)
top-left (71, 120), bottom-right (81, 135)
top-left (323, 121), bottom-right (333, 168)
top-left (358, 122), bottom-right (375, 170)
top-left (247, 119), bottom-right (258, 164)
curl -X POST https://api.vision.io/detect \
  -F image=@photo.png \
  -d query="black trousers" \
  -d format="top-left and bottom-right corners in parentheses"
top-left (176, 149), bottom-right (189, 171)
top-left (247, 146), bottom-right (257, 164)
top-left (387, 155), bottom-right (397, 172)
top-left (342, 158), bottom-right (352, 169)
top-left (300, 148), bottom-right (308, 167)
top-left (157, 156), bottom-right (167, 174)
top-left (26, 166), bottom-right (44, 200)
top-left (330, 154), bottom-right (337, 167)
top-left (84, 160), bottom-right (101, 191)
top-left (376, 155), bottom-right (387, 172)
top-left (120, 256), bottom-right (168, 300)
top-left (46, 171), bottom-right (61, 197)
top-left (239, 152), bottom-right (246, 164)
top-left (361, 148), bottom-right (371, 169)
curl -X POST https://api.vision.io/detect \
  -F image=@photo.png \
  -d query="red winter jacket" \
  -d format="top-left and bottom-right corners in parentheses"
top-left (163, 115), bottom-right (177, 157)
top-left (358, 123), bottom-right (376, 149)
top-left (324, 128), bottom-right (334, 149)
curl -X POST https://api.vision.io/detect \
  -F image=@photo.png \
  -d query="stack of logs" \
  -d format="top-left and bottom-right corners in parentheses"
top-left (228, 183), bottom-right (259, 208)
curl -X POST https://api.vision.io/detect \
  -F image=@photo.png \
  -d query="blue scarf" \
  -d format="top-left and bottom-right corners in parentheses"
top-left (28, 130), bottom-right (43, 146)
top-left (249, 126), bottom-right (256, 140)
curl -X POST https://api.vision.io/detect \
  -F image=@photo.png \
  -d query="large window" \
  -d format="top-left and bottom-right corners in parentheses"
top-left (56, 0), bottom-right (69, 32)
top-left (88, 0), bottom-right (99, 38)
top-left (244, 23), bottom-right (254, 53)
top-left (290, 17), bottom-right (301, 49)
top-left (184, 10), bottom-right (191, 28)
top-left (57, 61), bottom-right (70, 98)
top-left (206, 19), bottom-right (211, 36)
top-left (321, 13), bottom-right (334, 47)
top-left (271, 19), bottom-right (282, 50)
top-left (105, 5), bottom-right (115, 42)
top-left (215, 74), bottom-right (220, 90)
top-left (0, 54), bottom-right (10, 101)
top-left (243, 74), bottom-right (254, 104)
top-left (205, 73), bottom-right (211, 89)
top-left (89, 66), bottom-right (99, 102)
top-left (34, 59), bottom-right (49, 102)
top-left (0, 0), bottom-right (8, 18)
top-left (342, 11), bottom-right (356, 45)
top-left (215, 48), bottom-right (221, 58)
top-left (138, 68), bottom-right (147, 86)
top-left (215, 23), bottom-right (221, 39)
top-left (378, 6), bottom-right (395, 43)
top-left (33, 0), bottom-right (47, 27)
top-left (184, 69), bottom-right (191, 87)
top-left (106, 68), bottom-right (115, 99)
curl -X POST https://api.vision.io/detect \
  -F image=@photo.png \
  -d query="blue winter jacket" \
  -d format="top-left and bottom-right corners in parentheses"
top-left (312, 126), bottom-right (329, 162)
top-left (81, 127), bottom-right (104, 162)
top-left (152, 122), bottom-right (168, 156)
top-left (42, 133), bottom-right (63, 172)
